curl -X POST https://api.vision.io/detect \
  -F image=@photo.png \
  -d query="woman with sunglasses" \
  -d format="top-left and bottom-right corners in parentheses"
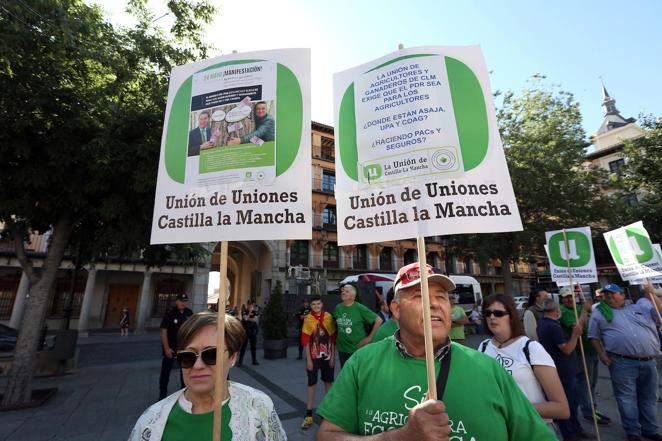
top-left (130, 311), bottom-right (286, 441)
top-left (479, 294), bottom-right (569, 433)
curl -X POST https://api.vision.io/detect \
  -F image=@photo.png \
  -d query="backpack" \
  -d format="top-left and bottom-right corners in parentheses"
top-left (479, 338), bottom-right (533, 365)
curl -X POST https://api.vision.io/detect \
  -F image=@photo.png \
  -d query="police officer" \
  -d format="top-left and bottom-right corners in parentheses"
top-left (158, 293), bottom-right (193, 400)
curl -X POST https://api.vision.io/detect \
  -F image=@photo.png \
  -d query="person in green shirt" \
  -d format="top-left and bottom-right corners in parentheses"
top-left (130, 312), bottom-right (286, 441)
top-left (558, 287), bottom-right (611, 426)
top-left (335, 284), bottom-right (383, 367)
top-left (449, 293), bottom-right (469, 345)
top-left (371, 288), bottom-right (398, 343)
top-left (317, 262), bottom-right (555, 441)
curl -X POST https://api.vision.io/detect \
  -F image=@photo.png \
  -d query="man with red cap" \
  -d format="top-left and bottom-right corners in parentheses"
top-left (316, 262), bottom-right (555, 440)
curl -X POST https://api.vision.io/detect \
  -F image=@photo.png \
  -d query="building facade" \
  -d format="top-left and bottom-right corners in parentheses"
top-left (1, 122), bottom-right (545, 333)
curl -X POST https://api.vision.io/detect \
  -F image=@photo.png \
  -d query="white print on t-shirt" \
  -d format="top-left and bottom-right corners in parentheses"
top-left (361, 386), bottom-right (478, 439)
top-left (336, 313), bottom-right (353, 334)
top-left (482, 336), bottom-right (555, 405)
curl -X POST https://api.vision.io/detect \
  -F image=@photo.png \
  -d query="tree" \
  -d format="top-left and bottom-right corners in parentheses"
top-left (447, 80), bottom-right (610, 294)
top-left (620, 115), bottom-right (662, 243)
top-left (261, 281), bottom-right (288, 340)
top-left (0, 0), bottom-right (212, 407)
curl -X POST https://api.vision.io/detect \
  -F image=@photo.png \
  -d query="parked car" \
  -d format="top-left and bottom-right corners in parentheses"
top-left (0, 323), bottom-right (18, 352)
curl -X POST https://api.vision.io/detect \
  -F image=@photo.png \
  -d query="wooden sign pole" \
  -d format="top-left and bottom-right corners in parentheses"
top-left (213, 241), bottom-right (229, 441)
top-left (562, 230), bottom-right (600, 441)
top-left (416, 236), bottom-right (437, 400)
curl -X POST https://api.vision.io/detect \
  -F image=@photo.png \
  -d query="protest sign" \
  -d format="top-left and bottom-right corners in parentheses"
top-left (545, 227), bottom-right (598, 286)
top-left (151, 49), bottom-right (311, 244)
top-left (332, 45), bottom-right (521, 245)
top-left (604, 221), bottom-right (662, 281)
top-left (631, 243), bottom-right (662, 284)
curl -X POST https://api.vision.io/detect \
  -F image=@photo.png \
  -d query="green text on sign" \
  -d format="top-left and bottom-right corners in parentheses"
top-left (199, 142), bottom-right (275, 173)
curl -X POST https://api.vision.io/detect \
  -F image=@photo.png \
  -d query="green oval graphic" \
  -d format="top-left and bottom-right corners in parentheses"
top-left (445, 56), bottom-right (489, 171)
top-left (338, 83), bottom-right (358, 181)
top-left (164, 59), bottom-right (303, 183)
top-left (337, 53), bottom-right (489, 181)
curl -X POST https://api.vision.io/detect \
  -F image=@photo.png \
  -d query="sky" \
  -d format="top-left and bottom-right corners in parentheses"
top-left (95, 0), bottom-right (662, 139)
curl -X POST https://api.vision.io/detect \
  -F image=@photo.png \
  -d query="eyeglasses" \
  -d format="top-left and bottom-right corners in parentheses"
top-left (394, 265), bottom-right (445, 288)
top-left (482, 309), bottom-right (509, 318)
top-left (176, 347), bottom-right (218, 369)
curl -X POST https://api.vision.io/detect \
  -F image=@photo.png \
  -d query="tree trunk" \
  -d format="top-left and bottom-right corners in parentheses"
top-left (2, 217), bottom-right (73, 407)
top-left (500, 254), bottom-right (514, 295)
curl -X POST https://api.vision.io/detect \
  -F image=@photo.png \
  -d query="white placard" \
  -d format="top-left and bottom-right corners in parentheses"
top-left (333, 46), bottom-right (521, 245)
top-left (603, 221), bottom-right (662, 282)
top-left (151, 49), bottom-right (311, 244)
top-left (545, 227), bottom-right (598, 286)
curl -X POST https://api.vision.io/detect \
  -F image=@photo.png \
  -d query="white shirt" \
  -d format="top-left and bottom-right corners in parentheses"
top-left (481, 336), bottom-right (555, 406)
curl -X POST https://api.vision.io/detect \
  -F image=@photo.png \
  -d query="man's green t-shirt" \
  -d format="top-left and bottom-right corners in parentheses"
top-left (163, 401), bottom-right (231, 440)
top-left (334, 302), bottom-right (378, 353)
top-left (449, 306), bottom-right (466, 340)
top-left (317, 339), bottom-right (555, 440)
top-left (559, 304), bottom-right (595, 355)
top-left (371, 319), bottom-right (398, 343)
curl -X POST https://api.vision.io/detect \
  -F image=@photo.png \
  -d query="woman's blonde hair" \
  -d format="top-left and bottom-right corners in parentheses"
top-left (177, 311), bottom-right (246, 356)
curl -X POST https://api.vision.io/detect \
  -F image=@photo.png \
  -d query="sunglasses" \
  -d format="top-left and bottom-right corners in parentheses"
top-left (176, 347), bottom-right (218, 369)
top-left (482, 309), bottom-right (509, 318)
top-left (395, 265), bottom-right (445, 288)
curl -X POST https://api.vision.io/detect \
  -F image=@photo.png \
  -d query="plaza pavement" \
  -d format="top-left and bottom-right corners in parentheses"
top-left (0, 331), bottom-right (660, 441)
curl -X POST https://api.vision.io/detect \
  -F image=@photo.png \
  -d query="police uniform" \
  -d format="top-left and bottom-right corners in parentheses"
top-left (158, 294), bottom-right (193, 399)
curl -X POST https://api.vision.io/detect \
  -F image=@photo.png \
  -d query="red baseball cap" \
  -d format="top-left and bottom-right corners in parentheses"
top-left (394, 262), bottom-right (455, 295)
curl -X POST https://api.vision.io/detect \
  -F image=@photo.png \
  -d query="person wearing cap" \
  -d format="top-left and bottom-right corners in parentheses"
top-left (334, 284), bottom-right (382, 367)
top-left (537, 298), bottom-right (593, 440)
top-left (588, 282), bottom-right (662, 441)
top-left (159, 293), bottom-right (194, 400)
top-left (317, 262), bottom-right (555, 441)
top-left (558, 287), bottom-right (611, 426)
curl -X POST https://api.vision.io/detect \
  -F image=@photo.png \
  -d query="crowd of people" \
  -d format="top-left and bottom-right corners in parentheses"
top-left (129, 262), bottom-right (662, 441)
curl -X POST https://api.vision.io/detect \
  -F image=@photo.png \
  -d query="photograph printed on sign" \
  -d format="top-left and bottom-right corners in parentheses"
top-left (185, 60), bottom-right (277, 187)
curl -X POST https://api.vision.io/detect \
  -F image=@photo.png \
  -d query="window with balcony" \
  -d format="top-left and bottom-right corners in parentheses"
top-left (322, 206), bottom-right (337, 230)
top-left (290, 240), bottom-right (309, 266)
top-left (322, 171), bottom-right (335, 193)
top-left (323, 242), bottom-right (339, 268)
top-left (353, 245), bottom-right (368, 269)
top-left (321, 136), bottom-right (334, 161)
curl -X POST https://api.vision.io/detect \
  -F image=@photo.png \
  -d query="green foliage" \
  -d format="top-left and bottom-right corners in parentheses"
top-left (0, 0), bottom-right (213, 262)
top-left (447, 79), bottom-right (611, 282)
top-left (262, 281), bottom-right (288, 340)
top-left (620, 115), bottom-right (662, 242)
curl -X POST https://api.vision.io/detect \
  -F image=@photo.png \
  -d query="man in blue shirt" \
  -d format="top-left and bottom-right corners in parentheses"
top-left (537, 299), bottom-right (593, 441)
top-left (588, 283), bottom-right (662, 441)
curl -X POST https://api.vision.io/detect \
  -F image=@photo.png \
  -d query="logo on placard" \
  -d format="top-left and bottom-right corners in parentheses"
top-left (548, 231), bottom-right (591, 267)
top-left (363, 164), bottom-right (383, 181)
top-left (431, 149), bottom-right (457, 171)
top-left (608, 227), bottom-right (654, 265)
